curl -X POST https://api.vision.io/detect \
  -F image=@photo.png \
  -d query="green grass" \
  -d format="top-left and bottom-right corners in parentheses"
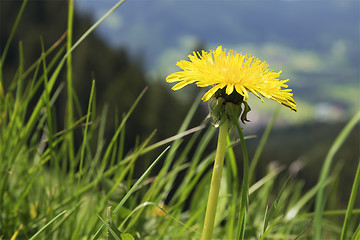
top-left (1, 1), bottom-right (360, 239)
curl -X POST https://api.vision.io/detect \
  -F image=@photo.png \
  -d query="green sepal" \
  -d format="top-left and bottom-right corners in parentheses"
top-left (240, 101), bottom-right (251, 124)
top-left (209, 97), bottom-right (226, 127)
top-left (225, 101), bottom-right (242, 125)
top-left (208, 88), bottom-right (252, 127)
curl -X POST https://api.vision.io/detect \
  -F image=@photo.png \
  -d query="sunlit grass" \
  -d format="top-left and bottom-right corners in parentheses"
top-left (0, 1), bottom-right (359, 239)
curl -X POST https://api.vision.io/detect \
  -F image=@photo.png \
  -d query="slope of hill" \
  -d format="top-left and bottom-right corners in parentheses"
top-left (75, 0), bottom-right (359, 124)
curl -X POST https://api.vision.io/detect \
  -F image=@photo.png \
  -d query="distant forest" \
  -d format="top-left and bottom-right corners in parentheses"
top-left (0, 1), bottom-right (205, 155)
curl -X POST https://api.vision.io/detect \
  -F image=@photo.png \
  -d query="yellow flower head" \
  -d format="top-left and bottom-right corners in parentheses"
top-left (166, 46), bottom-right (297, 112)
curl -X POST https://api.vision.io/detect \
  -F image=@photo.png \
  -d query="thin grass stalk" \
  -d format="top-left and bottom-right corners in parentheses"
top-left (109, 109), bottom-right (120, 169)
top-left (226, 136), bottom-right (239, 239)
top-left (40, 39), bottom-right (56, 165)
top-left (123, 142), bottom-right (183, 232)
top-left (29, 210), bottom-right (67, 240)
top-left (158, 94), bottom-right (201, 180)
top-left (170, 127), bottom-right (215, 208)
top-left (160, 133), bottom-right (200, 208)
top-left (249, 106), bottom-right (279, 184)
top-left (173, 150), bottom-right (216, 211)
top-left (21, 0), bottom-right (127, 142)
top-left (98, 130), bottom-right (157, 215)
top-left (10, 224), bottom-right (23, 240)
top-left (1, 45), bottom-right (65, 173)
top-left (71, 85), bottom-right (84, 120)
top-left (53, 88), bottom-right (147, 210)
top-left (127, 136), bottom-right (139, 189)
top-left (314, 111), bottom-right (360, 239)
top-left (285, 176), bottom-right (333, 221)
top-left (78, 80), bottom-right (95, 185)
top-left (10, 33), bottom-right (66, 98)
top-left (39, 41), bottom-right (59, 221)
top-left (0, 43), bottom-right (25, 228)
top-left (116, 114), bottom-right (126, 165)
top-left (201, 119), bottom-right (229, 240)
top-left (66, 0), bottom-right (75, 170)
top-left (47, 204), bottom-right (80, 239)
top-left (235, 120), bottom-right (249, 240)
top-left (2, 42), bottom-right (24, 147)
top-left (97, 215), bottom-right (121, 240)
top-left (85, 105), bottom-right (107, 183)
top-left (23, 32), bottom-right (67, 79)
top-left (298, 209), bottom-right (360, 218)
top-left (262, 177), bottom-right (290, 237)
top-left (3, 42), bottom-right (24, 148)
top-left (248, 166), bottom-right (284, 195)
top-left (352, 223), bottom-right (360, 240)
top-left (25, 45), bottom-right (66, 106)
top-left (126, 93), bottom-right (201, 228)
top-left (21, 52), bottom-right (41, 123)
top-left (15, 42), bottom-right (24, 106)
top-left (102, 87), bottom-right (147, 165)
top-left (110, 146), bottom-right (170, 219)
top-left (0, 0), bottom-right (28, 96)
top-left (140, 125), bottom-right (205, 157)
top-left (340, 157), bottom-right (360, 239)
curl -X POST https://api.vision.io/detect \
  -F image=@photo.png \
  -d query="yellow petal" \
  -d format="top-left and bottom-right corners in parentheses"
top-left (202, 85), bottom-right (222, 101)
top-left (226, 84), bottom-right (234, 95)
top-left (172, 80), bottom-right (193, 90)
top-left (235, 85), bottom-right (249, 100)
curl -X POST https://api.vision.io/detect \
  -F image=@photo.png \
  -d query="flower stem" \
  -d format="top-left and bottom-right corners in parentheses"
top-left (201, 119), bottom-right (229, 240)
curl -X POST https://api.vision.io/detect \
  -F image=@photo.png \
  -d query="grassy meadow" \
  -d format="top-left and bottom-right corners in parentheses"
top-left (1, 1), bottom-right (359, 239)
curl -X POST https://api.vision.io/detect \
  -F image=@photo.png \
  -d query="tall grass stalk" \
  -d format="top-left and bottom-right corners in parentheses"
top-left (249, 106), bottom-right (280, 184)
top-left (78, 80), bottom-right (95, 185)
top-left (20, 0), bottom-right (127, 144)
top-left (235, 121), bottom-right (250, 240)
top-left (314, 111), bottom-right (360, 239)
top-left (340, 157), bottom-right (360, 239)
top-left (0, 0), bottom-right (28, 95)
top-left (66, 0), bottom-right (75, 170)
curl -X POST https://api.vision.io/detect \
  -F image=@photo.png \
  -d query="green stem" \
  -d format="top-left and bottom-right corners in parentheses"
top-left (66, 0), bottom-right (75, 174)
top-left (201, 119), bottom-right (229, 240)
top-left (235, 121), bottom-right (249, 240)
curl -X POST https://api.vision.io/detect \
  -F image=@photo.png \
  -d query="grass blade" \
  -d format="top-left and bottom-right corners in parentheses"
top-left (113, 146), bottom-right (170, 213)
top-left (340, 157), bottom-right (360, 239)
top-left (314, 111), bottom-right (360, 238)
top-left (97, 214), bottom-right (121, 240)
top-left (91, 147), bottom-right (170, 238)
top-left (66, 0), bottom-right (75, 172)
top-left (262, 176), bottom-right (290, 236)
top-left (235, 120), bottom-right (249, 240)
top-left (0, 0), bottom-right (28, 95)
top-left (29, 210), bottom-right (67, 240)
top-left (249, 106), bottom-right (279, 184)
top-left (78, 80), bottom-right (95, 185)
top-left (21, 0), bottom-right (128, 142)
top-left (351, 223), bottom-right (360, 240)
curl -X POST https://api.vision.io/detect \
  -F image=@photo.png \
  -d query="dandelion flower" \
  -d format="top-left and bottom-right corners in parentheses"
top-left (166, 46), bottom-right (297, 112)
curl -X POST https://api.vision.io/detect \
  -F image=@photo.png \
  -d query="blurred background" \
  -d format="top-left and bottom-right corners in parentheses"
top-left (75, 0), bottom-right (360, 124)
top-left (1, 0), bottom-right (359, 203)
